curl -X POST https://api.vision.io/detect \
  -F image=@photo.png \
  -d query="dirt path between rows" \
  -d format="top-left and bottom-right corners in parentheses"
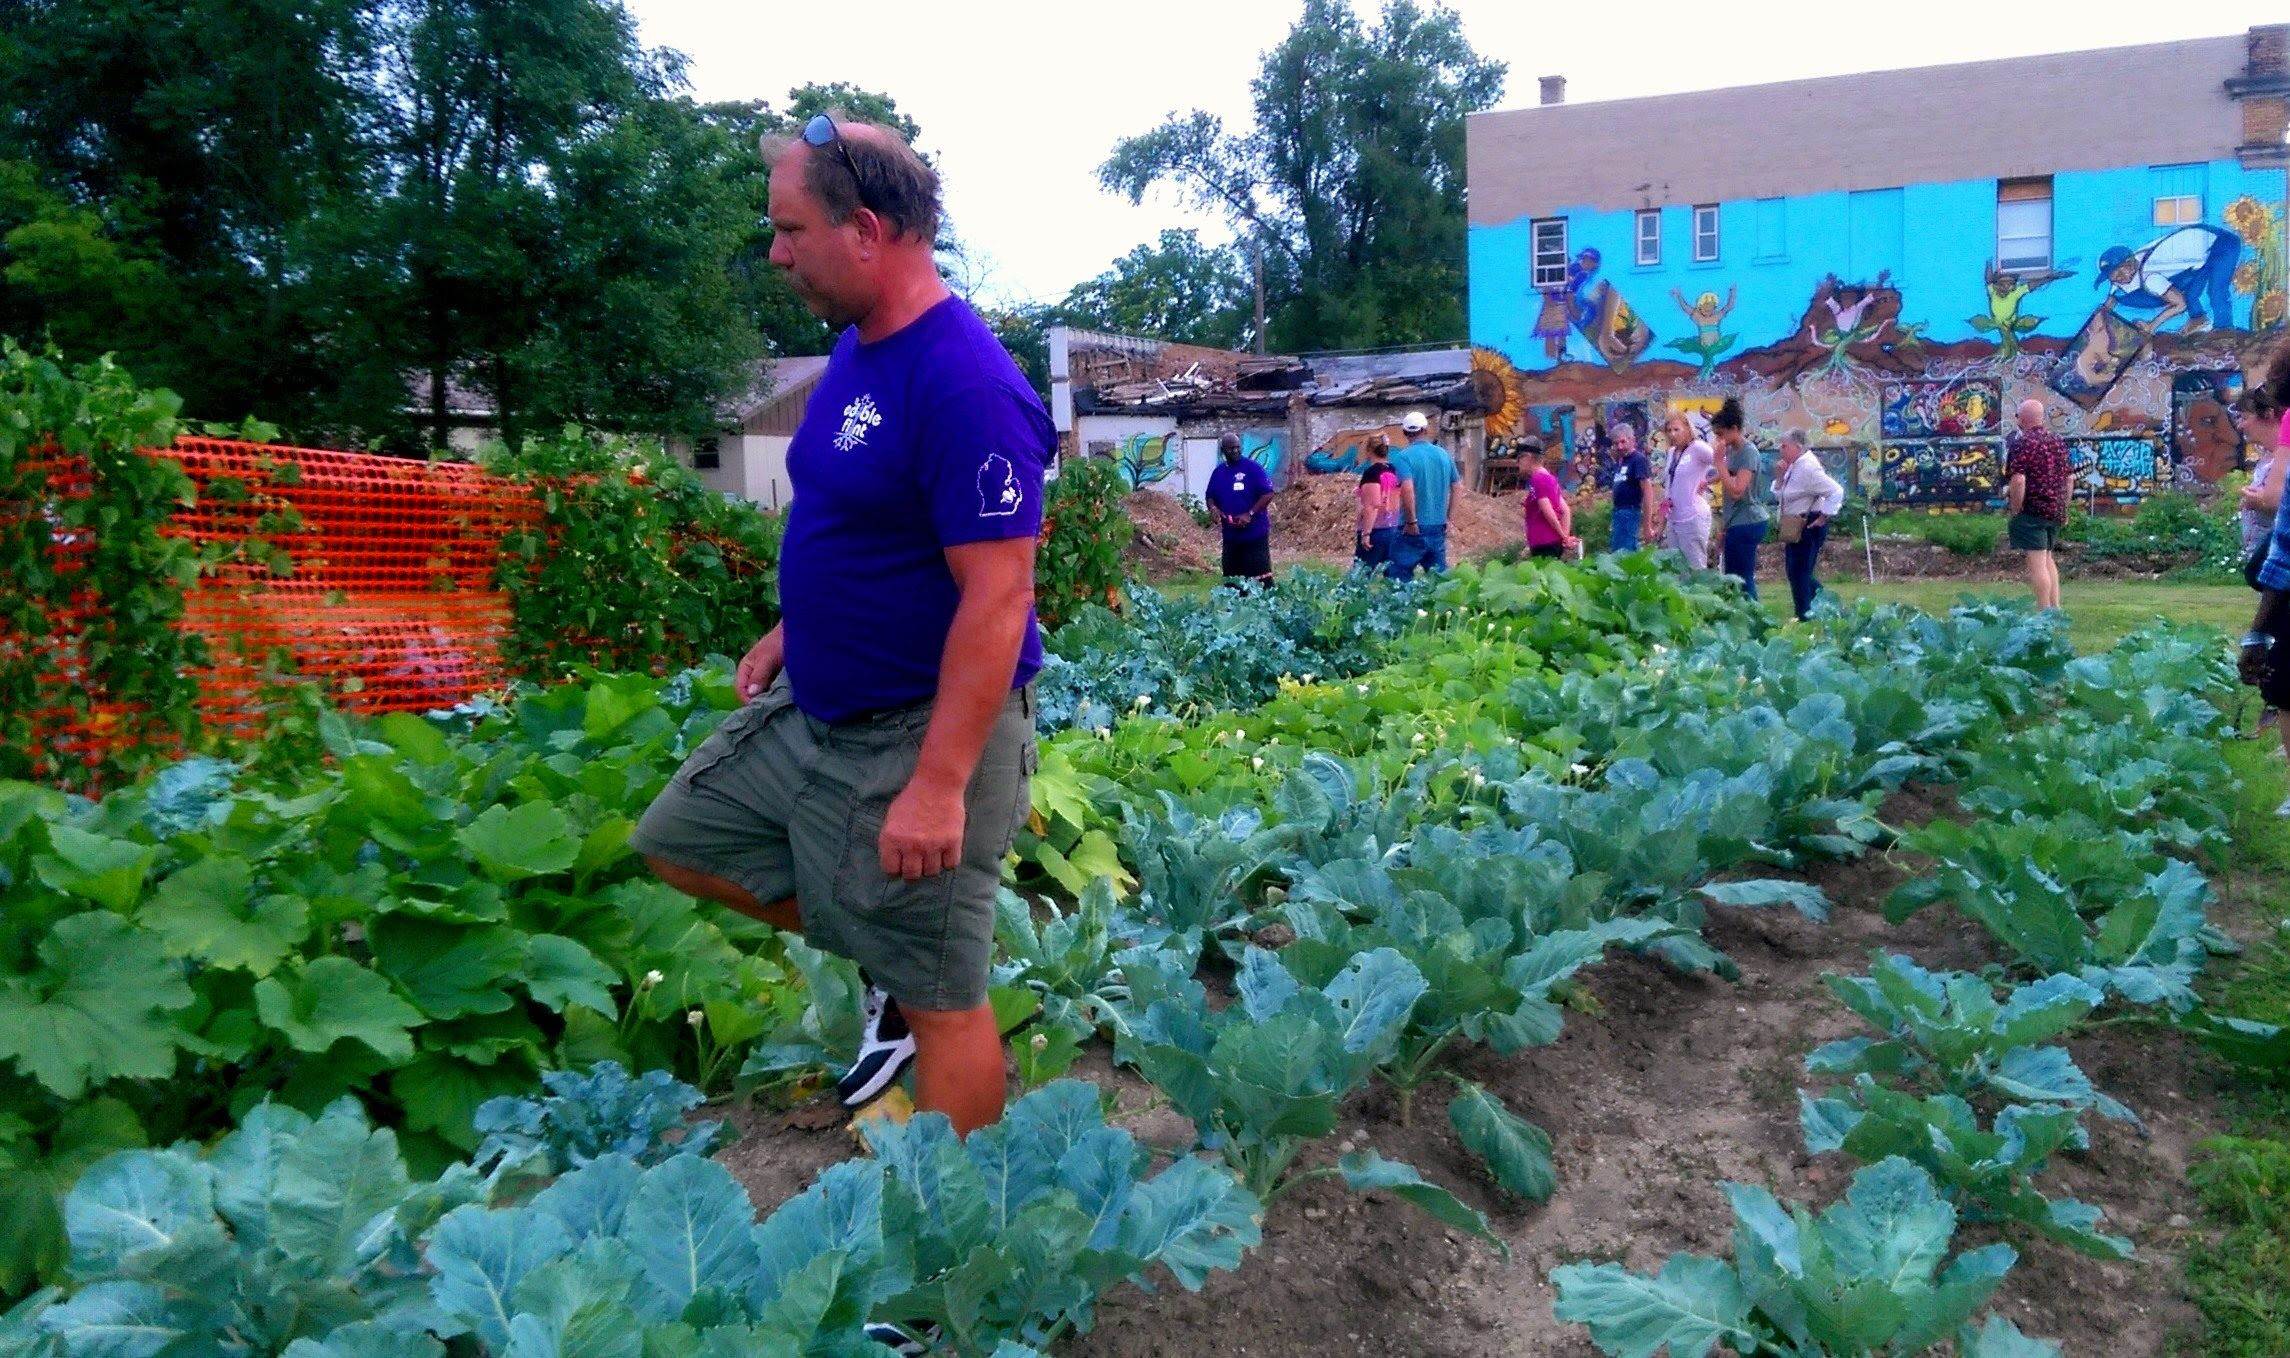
top-left (713, 787), bottom-right (2235, 1356)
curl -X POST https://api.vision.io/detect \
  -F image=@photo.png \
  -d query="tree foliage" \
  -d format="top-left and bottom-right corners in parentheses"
top-left (1099, 0), bottom-right (1503, 353)
top-left (0, 5), bottom-right (919, 448)
top-left (1060, 229), bottom-right (1255, 351)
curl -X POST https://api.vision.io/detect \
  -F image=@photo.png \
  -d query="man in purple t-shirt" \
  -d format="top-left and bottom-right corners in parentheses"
top-left (1203, 432), bottom-right (1275, 585)
top-left (632, 115), bottom-right (1045, 1138)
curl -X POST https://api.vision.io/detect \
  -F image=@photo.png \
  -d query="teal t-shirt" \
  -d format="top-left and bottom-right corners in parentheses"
top-left (1392, 441), bottom-right (1459, 526)
top-left (1722, 443), bottom-right (1772, 527)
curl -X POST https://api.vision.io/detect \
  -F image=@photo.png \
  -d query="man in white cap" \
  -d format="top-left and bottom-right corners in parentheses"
top-left (1388, 410), bottom-right (1460, 578)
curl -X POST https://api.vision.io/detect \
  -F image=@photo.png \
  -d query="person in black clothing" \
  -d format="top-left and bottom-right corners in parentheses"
top-left (1606, 421), bottom-right (1653, 552)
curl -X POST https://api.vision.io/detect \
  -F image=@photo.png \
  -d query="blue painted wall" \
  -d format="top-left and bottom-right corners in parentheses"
top-left (1470, 160), bottom-right (2285, 372)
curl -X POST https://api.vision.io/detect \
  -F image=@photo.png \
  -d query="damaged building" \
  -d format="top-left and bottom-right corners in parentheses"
top-left (1048, 326), bottom-right (1511, 496)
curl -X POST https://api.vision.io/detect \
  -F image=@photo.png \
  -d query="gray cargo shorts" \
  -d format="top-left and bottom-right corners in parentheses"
top-left (629, 673), bottom-right (1036, 1012)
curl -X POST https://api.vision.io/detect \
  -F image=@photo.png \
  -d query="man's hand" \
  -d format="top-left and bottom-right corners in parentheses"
top-left (736, 627), bottom-right (785, 701)
top-left (878, 774), bottom-right (967, 881)
top-left (2242, 637), bottom-right (2274, 688)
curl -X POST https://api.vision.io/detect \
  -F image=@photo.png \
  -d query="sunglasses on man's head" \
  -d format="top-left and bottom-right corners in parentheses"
top-left (802, 113), bottom-right (870, 208)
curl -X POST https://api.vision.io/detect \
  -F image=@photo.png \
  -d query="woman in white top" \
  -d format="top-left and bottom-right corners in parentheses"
top-left (2241, 404), bottom-right (2283, 564)
top-left (1652, 410), bottom-right (1716, 569)
top-left (1773, 430), bottom-right (1846, 620)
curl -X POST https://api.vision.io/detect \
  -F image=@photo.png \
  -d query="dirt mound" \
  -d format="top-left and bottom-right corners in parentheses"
top-left (1118, 491), bottom-right (1218, 579)
top-left (1267, 476), bottom-right (1526, 563)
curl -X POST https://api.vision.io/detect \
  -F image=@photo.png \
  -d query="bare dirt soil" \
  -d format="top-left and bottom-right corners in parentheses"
top-left (712, 783), bottom-right (2236, 1356)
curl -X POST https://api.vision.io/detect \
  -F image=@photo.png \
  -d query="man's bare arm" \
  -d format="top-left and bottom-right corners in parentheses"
top-left (877, 536), bottom-right (1034, 881)
top-left (2006, 472), bottom-right (2027, 516)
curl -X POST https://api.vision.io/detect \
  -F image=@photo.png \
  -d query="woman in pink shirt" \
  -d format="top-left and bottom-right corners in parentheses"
top-left (1522, 438), bottom-right (1578, 559)
top-left (1354, 435), bottom-right (1403, 574)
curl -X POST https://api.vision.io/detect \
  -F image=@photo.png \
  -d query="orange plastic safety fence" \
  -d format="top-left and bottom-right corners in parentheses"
top-left (19, 438), bottom-right (542, 771)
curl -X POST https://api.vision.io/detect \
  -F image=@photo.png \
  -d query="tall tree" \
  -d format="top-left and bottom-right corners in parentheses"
top-left (0, 0), bottom-right (380, 421)
top-left (1059, 229), bottom-right (1254, 350)
top-left (1099, 0), bottom-right (1503, 353)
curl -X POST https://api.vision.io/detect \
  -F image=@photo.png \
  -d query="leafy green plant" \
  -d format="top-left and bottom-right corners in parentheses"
top-left (1798, 956), bottom-right (2136, 1259)
top-left (1035, 456), bottom-right (1132, 630)
top-left (486, 426), bottom-right (784, 678)
top-left (1112, 944), bottom-right (1502, 1248)
top-left (1551, 1157), bottom-right (2060, 1357)
top-left (992, 882), bottom-right (1139, 1047)
top-left (1884, 822), bottom-right (2212, 1007)
top-left (471, 1060), bottom-right (728, 1172)
top-left (1803, 1080), bottom-right (2129, 1259)
top-left (0, 343), bottom-right (206, 788)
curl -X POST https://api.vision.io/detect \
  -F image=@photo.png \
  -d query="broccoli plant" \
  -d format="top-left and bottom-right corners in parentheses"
top-left (1885, 822), bottom-right (2213, 1009)
top-left (471, 1059), bottom-right (728, 1173)
top-left (1799, 955), bottom-right (2137, 1260)
top-left (1552, 1157), bottom-right (2061, 1357)
top-left (1111, 945), bottom-right (1503, 1249)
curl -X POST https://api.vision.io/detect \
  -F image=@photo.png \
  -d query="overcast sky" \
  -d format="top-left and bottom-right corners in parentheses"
top-left (624, 0), bottom-right (2285, 306)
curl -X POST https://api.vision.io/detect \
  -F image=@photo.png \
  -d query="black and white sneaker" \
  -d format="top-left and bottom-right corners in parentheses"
top-left (838, 984), bottom-right (917, 1108)
top-left (863, 1321), bottom-right (931, 1355)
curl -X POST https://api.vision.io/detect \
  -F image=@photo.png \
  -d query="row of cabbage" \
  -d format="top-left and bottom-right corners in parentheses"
top-left (5, 557), bottom-right (2267, 1355)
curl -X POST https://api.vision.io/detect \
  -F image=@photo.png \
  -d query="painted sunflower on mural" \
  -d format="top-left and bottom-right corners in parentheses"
top-left (1470, 347), bottom-right (1527, 441)
top-left (2227, 195), bottom-right (2276, 248)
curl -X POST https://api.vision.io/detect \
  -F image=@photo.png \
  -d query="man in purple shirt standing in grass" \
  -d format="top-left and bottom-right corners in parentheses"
top-left (630, 113), bottom-right (1046, 1149)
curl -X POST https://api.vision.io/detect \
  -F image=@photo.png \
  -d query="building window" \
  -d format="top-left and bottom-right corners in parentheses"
top-left (2151, 163), bottom-right (2206, 226)
top-left (1531, 218), bottom-right (1568, 288)
top-left (693, 436), bottom-right (721, 471)
top-left (1691, 205), bottom-right (1719, 262)
top-left (1995, 177), bottom-right (2052, 272)
top-left (1634, 209), bottom-right (1660, 266)
top-left (1754, 198), bottom-right (1786, 262)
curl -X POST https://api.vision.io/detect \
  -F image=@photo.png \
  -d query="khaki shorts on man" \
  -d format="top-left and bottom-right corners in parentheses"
top-left (632, 675), bottom-right (1034, 1012)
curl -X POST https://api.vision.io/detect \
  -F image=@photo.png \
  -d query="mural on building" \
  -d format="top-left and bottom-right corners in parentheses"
top-left (1305, 423), bottom-right (1405, 475)
top-left (2066, 436), bottom-right (2171, 504)
top-left (1665, 288), bottom-right (1740, 377)
top-left (1879, 440), bottom-right (2004, 506)
top-left (1882, 377), bottom-right (2002, 439)
top-left (1240, 431), bottom-right (1286, 481)
top-left (2169, 371), bottom-right (2246, 483)
top-left (1969, 262), bottom-right (2069, 359)
top-left (1472, 157), bottom-right (2288, 510)
top-left (1114, 433), bottom-right (1178, 488)
top-left (1533, 249), bottom-right (1654, 369)
top-left (1809, 444), bottom-right (1870, 501)
top-left (1470, 347), bottom-right (1528, 441)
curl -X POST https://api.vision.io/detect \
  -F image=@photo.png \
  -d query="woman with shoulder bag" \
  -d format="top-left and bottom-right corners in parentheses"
top-left (1773, 429), bottom-right (1845, 621)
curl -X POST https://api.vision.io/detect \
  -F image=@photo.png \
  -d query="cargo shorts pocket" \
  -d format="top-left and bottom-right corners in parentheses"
top-left (674, 679), bottom-right (793, 792)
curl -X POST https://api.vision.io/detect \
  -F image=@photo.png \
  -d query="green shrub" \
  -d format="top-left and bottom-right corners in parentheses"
top-left (485, 428), bottom-right (783, 676)
top-left (1037, 455), bottom-right (1134, 629)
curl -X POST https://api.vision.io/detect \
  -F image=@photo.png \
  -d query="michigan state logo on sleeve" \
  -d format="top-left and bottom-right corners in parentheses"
top-left (978, 454), bottom-right (1021, 517)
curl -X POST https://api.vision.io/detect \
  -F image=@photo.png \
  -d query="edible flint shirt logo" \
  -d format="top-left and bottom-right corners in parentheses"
top-left (833, 393), bottom-right (882, 452)
top-left (979, 454), bottom-right (1021, 517)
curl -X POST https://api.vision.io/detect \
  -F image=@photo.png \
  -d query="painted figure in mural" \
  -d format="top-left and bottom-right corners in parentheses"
top-left (2172, 370), bottom-right (2248, 486)
top-left (2097, 224), bottom-right (2242, 336)
top-left (1665, 286), bottom-right (1738, 378)
top-left (2047, 307), bottom-right (2148, 411)
top-left (1741, 273), bottom-right (1922, 385)
top-left (1970, 260), bottom-right (2070, 361)
top-left (1116, 432), bottom-right (1176, 488)
top-left (1525, 248), bottom-right (1608, 361)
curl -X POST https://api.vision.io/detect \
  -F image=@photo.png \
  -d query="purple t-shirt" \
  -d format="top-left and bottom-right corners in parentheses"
top-left (779, 296), bottom-right (1052, 723)
top-left (1204, 457), bottom-right (1273, 541)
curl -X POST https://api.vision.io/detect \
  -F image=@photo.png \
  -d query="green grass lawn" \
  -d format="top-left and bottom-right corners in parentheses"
top-left (1775, 578), bottom-right (2254, 652)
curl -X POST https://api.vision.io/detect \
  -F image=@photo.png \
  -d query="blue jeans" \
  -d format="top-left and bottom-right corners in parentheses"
top-left (1610, 506), bottom-right (1642, 553)
top-left (1783, 520), bottom-right (1829, 619)
top-left (1388, 523), bottom-right (1447, 578)
top-left (1722, 520), bottom-right (1767, 601)
top-left (1356, 526), bottom-right (1398, 574)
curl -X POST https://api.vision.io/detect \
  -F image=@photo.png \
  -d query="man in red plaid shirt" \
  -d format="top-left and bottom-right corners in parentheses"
top-left (2004, 399), bottom-right (2069, 611)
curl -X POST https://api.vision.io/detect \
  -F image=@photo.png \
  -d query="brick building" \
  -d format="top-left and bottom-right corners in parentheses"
top-left (1465, 26), bottom-right (2290, 507)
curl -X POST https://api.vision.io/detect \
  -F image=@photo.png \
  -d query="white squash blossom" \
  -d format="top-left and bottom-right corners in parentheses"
top-left (642, 969), bottom-right (665, 987)
top-left (687, 1009), bottom-right (705, 1029)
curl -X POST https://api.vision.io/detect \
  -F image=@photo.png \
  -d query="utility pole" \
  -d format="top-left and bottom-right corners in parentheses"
top-left (1252, 232), bottom-right (1267, 354)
